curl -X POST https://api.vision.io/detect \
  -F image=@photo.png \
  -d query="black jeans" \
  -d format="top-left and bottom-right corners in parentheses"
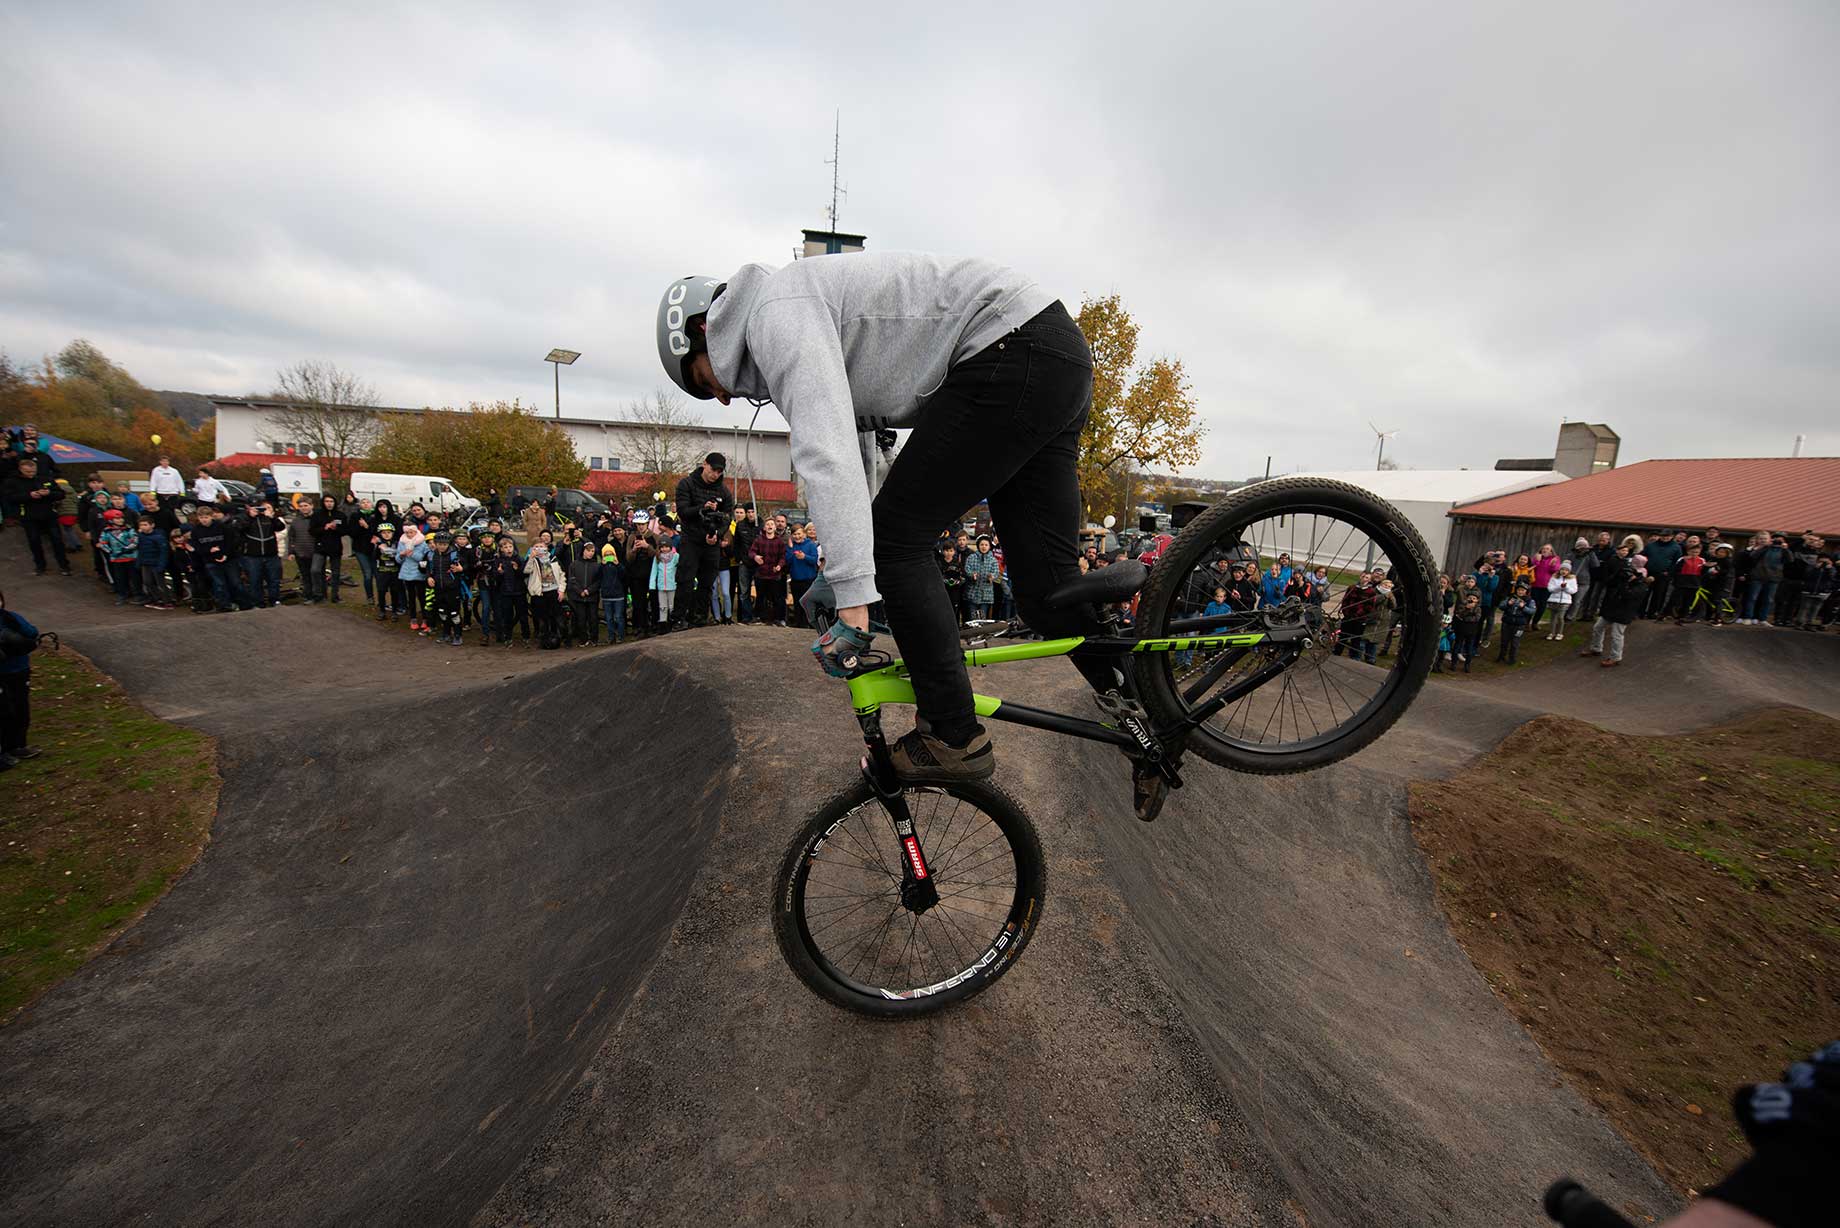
top-left (22, 520), bottom-right (68, 572)
top-left (872, 301), bottom-right (1100, 741)
top-left (677, 535), bottom-right (717, 624)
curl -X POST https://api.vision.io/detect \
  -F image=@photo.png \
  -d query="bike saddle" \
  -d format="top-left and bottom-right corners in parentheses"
top-left (1043, 560), bottom-right (1147, 611)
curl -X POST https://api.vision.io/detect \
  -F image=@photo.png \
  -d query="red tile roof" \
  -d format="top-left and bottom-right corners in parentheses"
top-left (213, 451), bottom-right (358, 470)
top-left (1449, 458), bottom-right (1840, 536)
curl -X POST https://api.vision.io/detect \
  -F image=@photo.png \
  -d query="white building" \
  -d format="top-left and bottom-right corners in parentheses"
top-left (1287, 469), bottom-right (1570, 569)
top-left (209, 398), bottom-right (793, 482)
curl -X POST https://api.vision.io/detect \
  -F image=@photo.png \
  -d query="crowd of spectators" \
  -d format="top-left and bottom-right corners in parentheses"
top-left (7, 421), bottom-right (1836, 674)
top-left (1434, 529), bottom-right (1836, 671)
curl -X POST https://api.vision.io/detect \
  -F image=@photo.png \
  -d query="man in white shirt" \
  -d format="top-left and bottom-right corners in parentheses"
top-left (193, 468), bottom-right (227, 506)
top-left (148, 455), bottom-right (185, 497)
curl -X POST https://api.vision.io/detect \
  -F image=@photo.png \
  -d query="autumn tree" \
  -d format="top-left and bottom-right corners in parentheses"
top-left (0, 341), bottom-right (214, 472)
top-left (267, 360), bottom-right (380, 484)
top-left (623, 387), bottom-right (703, 481)
top-left (366, 401), bottom-right (586, 495)
top-left (1074, 294), bottom-right (1204, 522)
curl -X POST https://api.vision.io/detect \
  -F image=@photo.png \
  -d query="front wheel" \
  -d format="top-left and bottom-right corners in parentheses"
top-left (772, 777), bottom-right (1046, 1018)
top-left (1135, 477), bottom-right (1439, 774)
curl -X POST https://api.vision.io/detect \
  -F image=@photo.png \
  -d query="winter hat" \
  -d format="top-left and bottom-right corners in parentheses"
top-left (600, 544), bottom-right (619, 561)
top-left (1632, 553), bottom-right (1649, 573)
top-left (103, 508), bottom-right (124, 522)
top-left (1574, 537), bottom-right (1590, 549)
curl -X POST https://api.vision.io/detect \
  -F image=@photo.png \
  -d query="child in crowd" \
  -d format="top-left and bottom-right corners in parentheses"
top-left (473, 532), bottom-right (498, 643)
top-left (136, 515), bottom-right (174, 610)
top-left (1259, 562), bottom-right (1286, 608)
top-left (1670, 543), bottom-right (1707, 623)
top-left (650, 538), bottom-right (679, 631)
top-left (1203, 586), bottom-right (1234, 632)
top-left (598, 542), bottom-right (627, 643)
top-left (489, 538), bottom-right (529, 646)
top-left (397, 525), bottom-right (432, 631)
top-left (525, 541), bottom-right (565, 649)
top-left (1542, 564), bottom-right (1577, 639)
top-left (1496, 582), bottom-right (1537, 664)
top-left (427, 533), bottom-right (466, 644)
top-left (568, 541), bottom-right (602, 646)
top-left (99, 510), bottom-right (140, 604)
top-left (373, 523), bottom-right (403, 620)
top-left (167, 526), bottom-right (193, 604)
top-left (1451, 592), bottom-right (1484, 672)
top-left (625, 535), bottom-right (655, 637)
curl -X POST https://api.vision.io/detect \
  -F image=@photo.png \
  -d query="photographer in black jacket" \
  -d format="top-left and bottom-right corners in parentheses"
top-left (1, 457), bottom-right (71, 576)
top-left (673, 451), bottom-right (734, 629)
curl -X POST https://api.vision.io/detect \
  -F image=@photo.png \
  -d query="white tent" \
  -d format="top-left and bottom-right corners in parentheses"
top-left (1286, 470), bottom-right (1569, 570)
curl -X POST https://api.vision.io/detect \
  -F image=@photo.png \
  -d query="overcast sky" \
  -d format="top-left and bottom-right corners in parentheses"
top-left (3, 1), bottom-right (1834, 477)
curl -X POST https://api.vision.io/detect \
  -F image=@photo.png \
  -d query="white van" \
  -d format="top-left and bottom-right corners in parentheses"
top-left (348, 472), bottom-right (480, 517)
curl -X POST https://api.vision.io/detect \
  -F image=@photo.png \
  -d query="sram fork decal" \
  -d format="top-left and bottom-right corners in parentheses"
top-left (900, 836), bottom-right (929, 879)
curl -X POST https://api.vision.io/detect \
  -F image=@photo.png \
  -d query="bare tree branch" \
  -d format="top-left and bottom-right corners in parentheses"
top-left (623, 387), bottom-right (703, 478)
top-left (267, 361), bottom-right (381, 485)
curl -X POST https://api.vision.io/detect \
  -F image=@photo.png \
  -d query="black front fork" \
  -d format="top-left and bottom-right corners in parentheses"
top-left (859, 710), bottom-right (940, 914)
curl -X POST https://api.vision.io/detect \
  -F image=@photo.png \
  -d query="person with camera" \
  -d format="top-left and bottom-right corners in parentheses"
top-left (1, 456), bottom-right (72, 576)
top-left (672, 451), bottom-right (734, 630)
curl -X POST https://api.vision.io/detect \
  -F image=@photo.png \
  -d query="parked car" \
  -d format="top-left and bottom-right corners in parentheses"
top-left (349, 472), bottom-right (480, 517)
top-left (506, 486), bottom-right (609, 525)
top-left (177, 479), bottom-right (258, 517)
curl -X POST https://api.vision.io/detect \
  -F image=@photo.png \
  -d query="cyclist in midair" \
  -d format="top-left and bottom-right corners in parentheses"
top-left (657, 252), bottom-right (1110, 784)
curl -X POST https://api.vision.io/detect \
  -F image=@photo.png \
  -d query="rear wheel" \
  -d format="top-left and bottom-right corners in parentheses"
top-left (772, 777), bottom-right (1045, 1018)
top-left (1135, 477), bottom-right (1438, 774)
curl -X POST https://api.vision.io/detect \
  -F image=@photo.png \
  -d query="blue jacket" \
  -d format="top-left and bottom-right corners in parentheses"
top-left (0, 609), bottom-right (37, 675)
top-left (1258, 573), bottom-right (1287, 606)
top-left (136, 527), bottom-right (169, 570)
top-left (396, 540), bottom-right (431, 581)
top-left (1202, 599), bottom-right (1234, 631)
top-left (786, 539), bottom-right (821, 582)
top-left (1470, 571), bottom-right (1500, 607)
top-left (650, 551), bottom-right (679, 592)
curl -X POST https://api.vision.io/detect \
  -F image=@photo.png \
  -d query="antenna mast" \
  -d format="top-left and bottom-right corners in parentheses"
top-left (824, 110), bottom-right (844, 230)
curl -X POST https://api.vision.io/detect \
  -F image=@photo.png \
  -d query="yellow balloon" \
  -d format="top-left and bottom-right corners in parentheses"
top-left (150, 433), bottom-right (162, 446)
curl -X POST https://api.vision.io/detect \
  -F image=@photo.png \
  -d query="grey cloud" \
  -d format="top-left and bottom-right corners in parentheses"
top-left (3, 1), bottom-right (1834, 474)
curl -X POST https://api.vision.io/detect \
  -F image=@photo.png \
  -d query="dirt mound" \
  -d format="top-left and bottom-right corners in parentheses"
top-left (1411, 708), bottom-right (1840, 1193)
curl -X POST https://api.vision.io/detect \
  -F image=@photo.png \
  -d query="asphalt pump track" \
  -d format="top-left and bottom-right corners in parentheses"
top-left (3, 546), bottom-right (1837, 1225)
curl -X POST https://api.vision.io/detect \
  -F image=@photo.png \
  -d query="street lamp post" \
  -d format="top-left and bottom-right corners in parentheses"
top-left (544, 348), bottom-right (580, 419)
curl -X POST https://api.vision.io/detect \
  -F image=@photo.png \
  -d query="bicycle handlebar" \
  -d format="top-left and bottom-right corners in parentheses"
top-left (1543, 1178), bottom-right (1636, 1228)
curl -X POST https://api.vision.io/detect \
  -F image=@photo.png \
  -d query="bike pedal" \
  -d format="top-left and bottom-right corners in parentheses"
top-left (1093, 690), bottom-right (1147, 723)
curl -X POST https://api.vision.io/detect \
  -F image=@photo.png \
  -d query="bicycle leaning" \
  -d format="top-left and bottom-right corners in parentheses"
top-left (771, 478), bottom-right (1442, 1018)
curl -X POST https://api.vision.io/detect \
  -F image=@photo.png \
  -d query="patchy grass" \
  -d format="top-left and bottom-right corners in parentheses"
top-left (1410, 708), bottom-right (1840, 1193)
top-left (1428, 613), bottom-right (1585, 682)
top-left (0, 651), bottom-right (219, 1023)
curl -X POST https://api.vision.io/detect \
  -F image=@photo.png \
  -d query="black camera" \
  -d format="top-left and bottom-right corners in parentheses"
top-left (699, 504), bottom-right (724, 538)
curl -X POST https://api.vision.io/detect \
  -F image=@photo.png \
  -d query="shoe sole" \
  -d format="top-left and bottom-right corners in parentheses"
top-left (893, 761), bottom-right (998, 787)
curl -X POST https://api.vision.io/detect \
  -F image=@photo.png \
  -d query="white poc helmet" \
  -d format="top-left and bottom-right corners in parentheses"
top-left (655, 275), bottom-right (724, 398)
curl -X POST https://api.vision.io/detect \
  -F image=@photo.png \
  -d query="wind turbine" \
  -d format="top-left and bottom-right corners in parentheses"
top-left (1368, 421), bottom-right (1399, 470)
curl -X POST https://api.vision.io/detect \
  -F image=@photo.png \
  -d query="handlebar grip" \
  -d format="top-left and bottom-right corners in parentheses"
top-left (1542, 1178), bottom-right (1636, 1228)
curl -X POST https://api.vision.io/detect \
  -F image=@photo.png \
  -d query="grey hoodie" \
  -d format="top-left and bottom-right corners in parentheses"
top-left (706, 251), bottom-right (1056, 609)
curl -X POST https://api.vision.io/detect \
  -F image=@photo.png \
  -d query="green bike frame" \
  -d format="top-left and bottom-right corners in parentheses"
top-left (846, 629), bottom-right (1276, 752)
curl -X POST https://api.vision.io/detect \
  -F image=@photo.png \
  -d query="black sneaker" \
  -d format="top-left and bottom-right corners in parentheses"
top-left (10, 746), bottom-right (42, 760)
top-left (889, 726), bottom-right (995, 785)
